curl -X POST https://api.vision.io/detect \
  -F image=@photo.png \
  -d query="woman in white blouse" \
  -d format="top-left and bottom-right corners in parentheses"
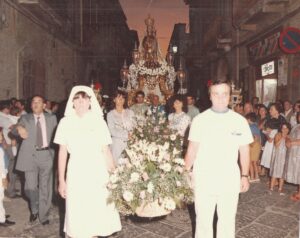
top-left (168, 95), bottom-right (191, 137)
top-left (107, 91), bottom-right (135, 163)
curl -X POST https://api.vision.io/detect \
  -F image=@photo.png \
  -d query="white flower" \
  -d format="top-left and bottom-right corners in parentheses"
top-left (110, 174), bottom-right (119, 184)
top-left (129, 172), bottom-right (140, 183)
top-left (163, 142), bottom-right (170, 150)
top-left (117, 166), bottom-right (124, 172)
top-left (176, 181), bottom-right (182, 187)
top-left (163, 153), bottom-right (171, 161)
top-left (111, 184), bottom-right (117, 189)
top-left (174, 158), bottom-right (185, 166)
top-left (147, 182), bottom-right (154, 194)
top-left (118, 158), bottom-right (129, 165)
top-left (175, 166), bottom-right (184, 174)
top-left (139, 191), bottom-right (146, 199)
top-left (163, 198), bottom-right (176, 210)
top-left (170, 134), bottom-right (176, 141)
top-left (123, 191), bottom-right (134, 202)
top-left (173, 148), bottom-right (180, 155)
top-left (160, 163), bottom-right (171, 172)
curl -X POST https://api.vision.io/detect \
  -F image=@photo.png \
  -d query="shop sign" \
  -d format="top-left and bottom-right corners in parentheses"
top-left (248, 30), bottom-right (281, 62)
top-left (261, 61), bottom-right (275, 76)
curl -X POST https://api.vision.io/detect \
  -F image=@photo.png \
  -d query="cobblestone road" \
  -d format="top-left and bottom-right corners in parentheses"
top-left (0, 177), bottom-right (299, 238)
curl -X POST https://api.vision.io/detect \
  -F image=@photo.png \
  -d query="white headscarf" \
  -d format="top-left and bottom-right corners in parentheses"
top-left (64, 85), bottom-right (103, 117)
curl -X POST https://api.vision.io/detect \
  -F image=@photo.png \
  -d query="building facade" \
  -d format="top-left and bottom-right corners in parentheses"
top-left (0, 0), bottom-right (136, 100)
top-left (185, 0), bottom-right (300, 105)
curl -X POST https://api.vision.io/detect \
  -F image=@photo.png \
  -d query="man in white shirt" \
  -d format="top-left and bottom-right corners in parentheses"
top-left (185, 78), bottom-right (253, 238)
top-left (0, 103), bottom-right (14, 145)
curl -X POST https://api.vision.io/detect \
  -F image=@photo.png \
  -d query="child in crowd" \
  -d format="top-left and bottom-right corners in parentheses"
top-left (269, 123), bottom-right (291, 195)
top-left (0, 127), bottom-right (15, 226)
top-left (245, 112), bottom-right (261, 182)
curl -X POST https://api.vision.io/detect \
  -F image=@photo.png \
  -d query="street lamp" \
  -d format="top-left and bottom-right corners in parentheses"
top-left (172, 45), bottom-right (178, 54)
top-left (119, 60), bottom-right (129, 91)
top-left (177, 59), bottom-right (187, 94)
top-left (132, 42), bottom-right (140, 65)
top-left (166, 46), bottom-right (174, 66)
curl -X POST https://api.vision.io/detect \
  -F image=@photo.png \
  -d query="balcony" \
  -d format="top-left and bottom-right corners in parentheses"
top-left (17, 0), bottom-right (64, 27)
top-left (233, 0), bottom-right (289, 27)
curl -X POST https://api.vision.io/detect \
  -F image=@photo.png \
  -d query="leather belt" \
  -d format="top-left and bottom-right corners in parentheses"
top-left (35, 147), bottom-right (50, 151)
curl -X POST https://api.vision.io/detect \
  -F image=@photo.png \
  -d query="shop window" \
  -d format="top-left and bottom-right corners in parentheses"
top-left (256, 78), bottom-right (277, 107)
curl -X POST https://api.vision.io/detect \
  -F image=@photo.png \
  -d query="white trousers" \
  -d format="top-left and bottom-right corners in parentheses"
top-left (0, 187), bottom-right (5, 223)
top-left (194, 192), bottom-right (239, 238)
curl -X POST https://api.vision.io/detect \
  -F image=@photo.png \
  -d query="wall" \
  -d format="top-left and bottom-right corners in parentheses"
top-left (0, 2), bottom-right (85, 101)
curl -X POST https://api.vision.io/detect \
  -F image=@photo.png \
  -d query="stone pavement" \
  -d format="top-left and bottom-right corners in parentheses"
top-left (0, 177), bottom-right (299, 238)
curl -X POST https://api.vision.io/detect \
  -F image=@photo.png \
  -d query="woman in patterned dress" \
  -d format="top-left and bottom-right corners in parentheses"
top-left (269, 122), bottom-right (291, 194)
top-left (168, 94), bottom-right (191, 137)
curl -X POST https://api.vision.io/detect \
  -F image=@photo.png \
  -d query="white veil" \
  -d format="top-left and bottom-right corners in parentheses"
top-left (64, 85), bottom-right (103, 117)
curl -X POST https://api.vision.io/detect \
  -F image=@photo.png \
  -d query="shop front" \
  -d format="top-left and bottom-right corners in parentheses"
top-left (246, 27), bottom-right (286, 106)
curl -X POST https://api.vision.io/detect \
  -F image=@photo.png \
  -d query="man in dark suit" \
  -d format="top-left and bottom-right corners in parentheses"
top-left (14, 95), bottom-right (57, 225)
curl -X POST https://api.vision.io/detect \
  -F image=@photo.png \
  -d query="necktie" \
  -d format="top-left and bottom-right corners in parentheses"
top-left (36, 117), bottom-right (43, 148)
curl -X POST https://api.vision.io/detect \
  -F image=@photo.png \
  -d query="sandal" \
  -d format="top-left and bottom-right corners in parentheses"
top-left (290, 194), bottom-right (300, 201)
top-left (278, 190), bottom-right (285, 196)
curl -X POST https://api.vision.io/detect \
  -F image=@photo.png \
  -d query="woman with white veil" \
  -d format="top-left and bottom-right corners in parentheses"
top-left (54, 86), bottom-right (121, 237)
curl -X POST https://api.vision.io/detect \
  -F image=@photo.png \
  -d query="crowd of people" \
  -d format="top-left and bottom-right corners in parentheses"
top-left (0, 81), bottom-right (299, 237)
top-left (0, 88), bottom-right (199, 236)
top-left (234, 98), bottom-right (300, 200)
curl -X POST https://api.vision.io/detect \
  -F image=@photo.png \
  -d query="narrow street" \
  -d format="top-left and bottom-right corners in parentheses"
top-left (0, 177), bottom-right (298, 238)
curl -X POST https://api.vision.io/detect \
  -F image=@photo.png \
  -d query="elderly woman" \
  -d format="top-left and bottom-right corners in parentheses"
top-left (168, 94), bottom-right (191, 137)
top-left (107, 90), bottom-right (135, 163)
top-left (55, 86), bottom-right (121, 238)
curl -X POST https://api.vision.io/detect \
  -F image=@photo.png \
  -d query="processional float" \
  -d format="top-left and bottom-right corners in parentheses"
top-left (119, 15), bottom-right (187, 105)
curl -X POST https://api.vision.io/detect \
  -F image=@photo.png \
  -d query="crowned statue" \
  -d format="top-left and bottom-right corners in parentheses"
top-left (122, 15), bottom-right (177, 105)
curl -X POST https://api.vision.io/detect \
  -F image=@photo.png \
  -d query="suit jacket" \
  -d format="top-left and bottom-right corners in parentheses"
top-left (15, 112), bottom-right (57, 172)
top-left (149, 105), bottom-right (165, 115)
top-left (285, 109), bottom-right (293, 123)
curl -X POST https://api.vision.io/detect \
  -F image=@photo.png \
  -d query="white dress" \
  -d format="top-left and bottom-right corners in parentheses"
top-left (261, 129), bottom-right (277, 169)
top-left (54, 112), bottom-right (121, 237)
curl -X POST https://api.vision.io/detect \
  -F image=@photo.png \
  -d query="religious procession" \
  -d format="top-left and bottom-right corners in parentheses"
top-left (1, 1), bottom-right (300, 238)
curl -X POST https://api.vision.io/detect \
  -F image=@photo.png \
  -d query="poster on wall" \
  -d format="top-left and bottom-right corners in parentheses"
top-left (278, 56), bottom-right (288, 86)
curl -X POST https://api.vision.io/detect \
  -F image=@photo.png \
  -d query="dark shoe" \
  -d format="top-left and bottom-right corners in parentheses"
top-left (5, 215), bottom-right (10, 219)
top-left (41, 220), bottom-right (49, 225)
top-left (29, 213), bottom-right (38, 222)
top-left (0, 219), bottom-right (15, 227)
top-left (5, 219), bottom-right (15, 225)
top-left (9, 194), bottom-right (22, 199)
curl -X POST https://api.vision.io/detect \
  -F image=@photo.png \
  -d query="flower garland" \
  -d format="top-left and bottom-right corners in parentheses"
top-left (128, 59), bottom-right (176, 91)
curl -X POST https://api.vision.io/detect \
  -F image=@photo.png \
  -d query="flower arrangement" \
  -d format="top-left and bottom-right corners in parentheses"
top-left (108, 113), bottom-right (193, 216)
